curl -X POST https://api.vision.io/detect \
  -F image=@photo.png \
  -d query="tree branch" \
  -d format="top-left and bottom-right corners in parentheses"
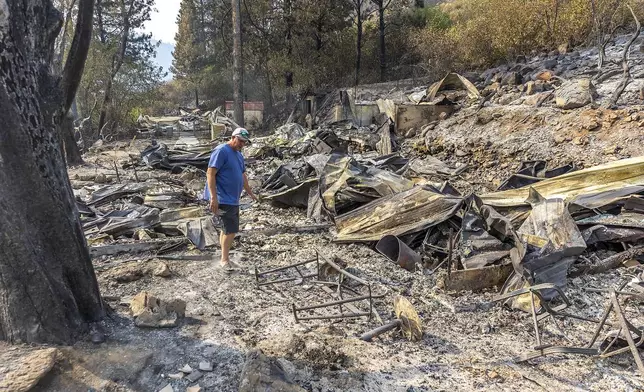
top-left (610, 3), bottom-right (640, 107)
top-left (59, 0), bottom-right (95, 116)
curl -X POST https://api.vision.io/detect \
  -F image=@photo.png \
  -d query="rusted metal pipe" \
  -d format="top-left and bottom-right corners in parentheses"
top-left (375, 235), bottom-right (419, 272)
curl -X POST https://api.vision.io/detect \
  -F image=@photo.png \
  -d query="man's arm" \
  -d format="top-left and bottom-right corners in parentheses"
top-left (207, 167), bottom-right (218, 213)
top-left (242, 172), bottom-right (258, 202)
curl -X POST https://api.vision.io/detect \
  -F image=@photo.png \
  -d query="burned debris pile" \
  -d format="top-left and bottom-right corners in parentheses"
top-left (73, 51), bottom-right (644, 382)
top-left (237, 69), bottom-right (644, 372)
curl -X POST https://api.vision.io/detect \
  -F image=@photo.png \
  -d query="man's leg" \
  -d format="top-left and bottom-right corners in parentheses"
top-left (218, 204), bottom-right (240, 267)
top-left (220, 232), bottom-right (235, 265)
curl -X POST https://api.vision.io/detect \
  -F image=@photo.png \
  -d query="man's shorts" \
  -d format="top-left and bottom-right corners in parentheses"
top-left (217, 204), bottom-right (240, 234)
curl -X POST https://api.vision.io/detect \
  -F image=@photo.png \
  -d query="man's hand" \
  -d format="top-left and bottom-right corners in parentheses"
top-left (209, 199), bottom-right (219, 215)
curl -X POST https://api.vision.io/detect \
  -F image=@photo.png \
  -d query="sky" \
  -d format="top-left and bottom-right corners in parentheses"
top-left (144, 1), bottom-right (181, 79)
top-left (145, 1), bottom-right (181, 44)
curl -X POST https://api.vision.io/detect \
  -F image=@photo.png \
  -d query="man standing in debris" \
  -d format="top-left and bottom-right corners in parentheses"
top-left (204, 128), bottom-right (258, 269)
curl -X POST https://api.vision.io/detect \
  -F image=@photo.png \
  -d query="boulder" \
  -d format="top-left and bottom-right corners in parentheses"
top-left (555, 79), bottom-right (597, 110)
top-left (0, 348), bottom-right (57, 392)
top-left (535, 70), bottom-right (555, 81)
top-left (542, 59), bottom-right (558, 69)
top-left (501, 72), bottom-right (522, 86)
top-left (524, 91), bottom-right (553, 107)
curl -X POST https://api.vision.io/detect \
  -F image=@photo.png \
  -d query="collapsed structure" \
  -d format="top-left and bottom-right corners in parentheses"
top-left (74, 38), bottom-right (644, 386)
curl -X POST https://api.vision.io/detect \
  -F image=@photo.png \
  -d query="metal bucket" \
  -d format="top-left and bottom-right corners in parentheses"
top-left (376, 235), bottom-right (420, 272)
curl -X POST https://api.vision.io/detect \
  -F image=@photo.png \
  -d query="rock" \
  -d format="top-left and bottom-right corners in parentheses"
top-left (186, 370), bottom-right (203, 383)
top-left (499, 93), bottom-right (520, 105)
top-left (186, 387), bottom-right (202, 392)
top-left (501, 72), bottom-right (522, 86)
top-left (168, 372), bottom-right (184, 379)
top-left (524, 81), bottom-right (536, 95)
top-left (0, 348), bottom-right (58, 392)
top-left (198, 361), bottom-right (213, 371)
top-left (94, 173), bottom-right (108, 184)
top-left (542, 59), bottom-right (558, 69)
top-left (90, 330), bottom-right (106, 344)
top-left (553, 134), bottom-right (567, 144)
top-left (535, 70), bottom-right (555, 81)
top-left (159, 384), bottom-right (174, 392)
top-left (455, 149), bottom-right (470, 157)
top-left (238, 349), bottom-right (305, 392)
top-left (603, 145), bottom-right (620, 154)
top-left (572, 136), bottom-right (588, 145)
top-left (555, 79), bottom-right (597, 110)
top-left (179, 364), bottom-right (193, 373)
top-left (130, 291), bottom-right (187, 328)
top-left (523, 92), bottom-right (550, 106)
top-left (579, 114), bottom-right (600, 131)
top-left (153, 262), bottom-right (172, 278)
top-left (482, 82), bottom-right (501, 95)
top-left (113, 266), bottom-right (144, 283)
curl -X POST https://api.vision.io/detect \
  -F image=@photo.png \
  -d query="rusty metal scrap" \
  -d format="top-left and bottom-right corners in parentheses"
top-left (481, 156), bottom-right (644, 208)
top-left (334, 186), bottom-right (463, 242)
top-left (426, 72), bottom-right (481, 101)
top-left (375, 235), bottom-right (420, 272)
top-left (320, 153), bottom-right (414, 216)
top-left (510, 189), bottom-right (586, 299)
top-left (498, 279), bottom-right (644, 376)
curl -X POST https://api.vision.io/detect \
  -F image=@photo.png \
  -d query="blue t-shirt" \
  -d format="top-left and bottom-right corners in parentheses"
top-left (203, 144), bottom-right (246, 205)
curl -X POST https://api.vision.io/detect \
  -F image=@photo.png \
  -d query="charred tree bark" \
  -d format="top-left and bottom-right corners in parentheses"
top-left (355, 8), bottom-right (363, 86)
top-left (378, 4), bottom-right (386, 82)
top-left (371, 0), bottom-right (390, 82)
top-left (62, 113), bottom-right (84, 165)
top-left (0, 0), bottom-right (103, 345)
top-left (232, 0), bottom-right (244, 126)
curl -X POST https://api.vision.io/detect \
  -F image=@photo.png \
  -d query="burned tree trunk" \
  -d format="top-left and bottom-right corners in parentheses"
top-left (62, 112), bottom-right (84, 165)
top-left (355, 10), bottom-right (363, 86)
top-left (231, 0), bottom-right (244, 126)
top-left (378, 4), bottom-right (386, 82)
top-left (97, 0), bottom-right (131, 132)
top-left (0, 0), bottom-right (103, 344)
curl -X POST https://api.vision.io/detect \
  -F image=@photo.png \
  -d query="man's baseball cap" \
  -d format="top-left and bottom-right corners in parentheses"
top-left (232, 128), bottom-right (251, 143)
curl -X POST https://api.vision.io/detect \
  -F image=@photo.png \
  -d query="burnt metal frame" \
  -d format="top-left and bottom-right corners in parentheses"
top-left (495, 280), bottom-right (644, 375)
top-left (254, 254), bottom-right (320, 287)
top-left (254, 251), bottom-right (384, 323)
top-left (294, 253), bottom-right (384, 323)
